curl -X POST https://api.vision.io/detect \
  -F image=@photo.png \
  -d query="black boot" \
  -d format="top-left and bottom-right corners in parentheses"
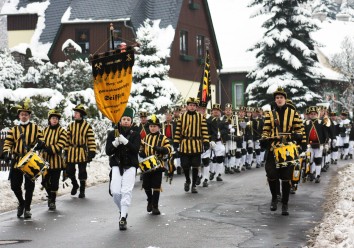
top-left (270, 198), bottom-right (278, 211)
top-left (14, 191), bottom-right (25, 217)
top-left (78, 180), bottom-right (86, 198)
top-left (145, 189), bottom-right (153, 212)
top-left (49, 192), bottom-right (56, 211)
top-left (281, 181), bottom-right (291, 202)
top-left (71, 178), bottom-right (79, 195)
top-left (268, 179), bottom-right (278, 211)
top-left (195, 176), bottom-right (201, 186)
top-left (191, 186), bottom-right (198, 193)
top-left (281, 204), bottom-right (289, 216)
top-left (151, 191), bottom-right (161, 215)
top-left (119, 217), bottom-right (127, 230)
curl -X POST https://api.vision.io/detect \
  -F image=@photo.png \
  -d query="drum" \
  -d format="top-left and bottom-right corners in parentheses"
top-left (273, 142), bottom-right (299, 169)
top-left (138, 155), bottom-right (162, 173)
top-left (16, 151), bottom-right (49, 181)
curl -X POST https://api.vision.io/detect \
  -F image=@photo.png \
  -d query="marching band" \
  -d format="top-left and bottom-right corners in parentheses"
top-left (1, 88), bottom-right (354, 230)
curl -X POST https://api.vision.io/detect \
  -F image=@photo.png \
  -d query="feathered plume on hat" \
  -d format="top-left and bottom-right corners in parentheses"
top-left (148, 114), bottom-right (161, 127)
top-left (73, 104), bottom-right (87, 116)
top-left (48, 109), bottom-right (62, 120)
top-left (16, 98), bottom-right (32, 114)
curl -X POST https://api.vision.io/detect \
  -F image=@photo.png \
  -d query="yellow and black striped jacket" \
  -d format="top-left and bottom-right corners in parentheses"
top-left (262, 106), bottom-right (304, 149)
top-left (66, 120), bottom-right (96, 163)
top-left (142, 132), bottom-right (172, 163)
top-left (173, 111), bottom-right (209, 154)
top-left (3, 122), bottom-right (44, 166)
top-left (42, 125), bottom-right (67, 169)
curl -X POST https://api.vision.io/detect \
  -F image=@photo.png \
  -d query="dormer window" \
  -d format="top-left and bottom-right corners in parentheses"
top-left (75, 29), bottom-right (90, 54)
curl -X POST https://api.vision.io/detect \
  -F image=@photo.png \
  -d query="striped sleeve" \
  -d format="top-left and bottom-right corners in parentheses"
top-left (173, 116), bottom-right (182, 144)
top-left (262, 112), bottom-right (272, 139)
top-left (86, 123), bottom-right (96, 152)
top-left (201, 114), bottom-right (209, 143)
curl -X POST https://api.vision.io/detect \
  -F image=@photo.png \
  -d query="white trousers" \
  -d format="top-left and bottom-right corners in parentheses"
top-left (110, 167), bottom-right (136, 219)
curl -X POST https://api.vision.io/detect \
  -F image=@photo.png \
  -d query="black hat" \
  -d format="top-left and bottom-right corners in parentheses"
top-left (212, 103), bottom-right (221, 111)
top-left (48, 109), bottom-right (61, 120)
top-left (273, 87), bottom-right (287, 99)
top-left (225, 103), bottom-right (233, 109)
top-left (73, 104), bottom-right (87, 116)
top-left (139, 111), bottom-right (148, 117)
top-left (148, 114), bottom-right (161, 127)
top-left (17, 98), bottom-right (32, 115)
top-left (122, 107), bottom-right (134, 119)
top-left (246, 106), bottom-right (254, 112)
top-left (307, 106), bottom-right (318, 114)
top-left (330, 112), bottom-right (337, 117)
top-left (186, 97), bottom-right (200, 106)
top-left (341, 111), bottom-right (348, 117)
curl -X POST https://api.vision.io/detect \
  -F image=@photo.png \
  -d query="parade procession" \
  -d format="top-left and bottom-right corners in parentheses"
top-left (1, 0), bottom-right (354, 247)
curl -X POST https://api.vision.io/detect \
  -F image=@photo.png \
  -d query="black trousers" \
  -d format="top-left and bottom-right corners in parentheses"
top-left (142, 170), bottom-right (163, 190)
top-left (42, 169), bottom-right (61, 192)
top-left (265, 152), bottom-right (294, 180)
top-left (66, 162), bottom-right (87, 180)
top-left (10, 168), bottom-right (35, 209)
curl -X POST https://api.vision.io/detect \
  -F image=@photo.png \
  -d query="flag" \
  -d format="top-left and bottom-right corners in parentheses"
top-left (197, 50), bottom-right (211, 108)
top-left (91, 49), bottom-right (135, 124)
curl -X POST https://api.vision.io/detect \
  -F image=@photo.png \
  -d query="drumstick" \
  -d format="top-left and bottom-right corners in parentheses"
top-left (142, 140), bottom-right (154, 148)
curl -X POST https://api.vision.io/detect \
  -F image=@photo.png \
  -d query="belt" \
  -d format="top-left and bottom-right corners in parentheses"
top-left (182, 136), bottom-right (202, 140)
top-left (72, 145), bottom-right (86, 148)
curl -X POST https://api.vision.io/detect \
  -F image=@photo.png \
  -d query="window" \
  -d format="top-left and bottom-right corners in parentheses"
top-left (196, 35), bottom-right (205, 58)
top-left (180, 30), bottom-right (188, 55)
top-left (233, 82), bottom-right (244, 106)
top-left (111, 27), bottom-right (122, 49)
top-left (75, 29), bottom-right (90, 54)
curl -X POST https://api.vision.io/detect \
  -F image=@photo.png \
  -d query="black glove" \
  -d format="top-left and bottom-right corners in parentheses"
top-left (139, 151), bottom-right (147, 158)
top-left (291, 132), bottom-right (303, 143)
top-left (259, 139), bottom-right (269, 149)
top-left (35, 139), bottom-right (45, 150)
top-left (88, 151), bottom-right (96, 162)
top-left (173, 142), bottom-right (179, 151)
top-left (3, 153), bottom-right (10, 163)
top-left (203, 142), bottom-right (210, 151)
top-left (153, 146), bottom-right (165, 154)
top-left (44, 146), bottom-right (53, 155)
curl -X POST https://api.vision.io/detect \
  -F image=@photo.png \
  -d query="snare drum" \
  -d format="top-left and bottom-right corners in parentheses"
top-left (16, 151), bottom-right (49, 181)
top-left (138, 155), bottom-right (162, 173)
top-left (273, 142), bottom-right (299, 168)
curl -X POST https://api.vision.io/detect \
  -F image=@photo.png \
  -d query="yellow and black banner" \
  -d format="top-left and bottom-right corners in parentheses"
top-left (197, 50), bottom-right (211, 108)
top-left (91, 49), bottom-right (135, 123)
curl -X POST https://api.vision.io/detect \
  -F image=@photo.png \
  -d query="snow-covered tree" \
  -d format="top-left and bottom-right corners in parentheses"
top-left (339, 0), bottom-right (354, 17)
top-left (330, 36), bottom-right (354, 112)
top-left (58, 58), bottom-right (93, 92)
top-left (0, 49), bottom-right (24, 89)
top-left (246, 0), bottom-right (323, 110)
top-left (129, 19), bottom-right (181, 114)
top-left (312, 0), bottom-right (340, 20)
top-left (37, 61), bottom-right (62, 91)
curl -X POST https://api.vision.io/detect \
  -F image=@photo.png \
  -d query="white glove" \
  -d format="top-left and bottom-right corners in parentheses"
top-left (332, 139), bottom-right (337, 147)
top-left (230, 128), bottom-right (235, 133)
top-left (247, 140), bottom-right (253, 147)
top-left (228, 124), bottom-right (233, 129)
top-left (300, 152), bottom-right (306, 157)
top-left (112, 137), bottom-right (120, 147)
top-left (118, 135), bottom-right (129, 145)
top-left (324, 144), bottom-right (329, 151)
top-left (210, 141), bottom-right (216, 149)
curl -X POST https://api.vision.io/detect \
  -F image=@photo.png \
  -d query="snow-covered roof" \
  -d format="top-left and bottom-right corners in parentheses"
top-left (1, 0), bottom-right (51, 60)
top-left (208, 0), bottom-right (353, 80)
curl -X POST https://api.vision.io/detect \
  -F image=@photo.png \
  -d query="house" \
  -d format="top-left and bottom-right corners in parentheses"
top-left (209, 0), bottom-right (353, 113)
top-left (0, 0), bottom-right (222, 104)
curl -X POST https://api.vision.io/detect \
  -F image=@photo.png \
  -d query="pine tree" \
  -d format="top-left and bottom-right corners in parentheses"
top-left (129, 19), bottom-right (181, 114)
top-left (312, 0), bottom-right (340, 20)
top-left (0, 49), bottom-right (24, 89)
top-left (339, 0), bottom-right (354, 18)
top-left (246, 0), bottom-right (322, 110)
top-left (59, 58), bottom-right (93, 92)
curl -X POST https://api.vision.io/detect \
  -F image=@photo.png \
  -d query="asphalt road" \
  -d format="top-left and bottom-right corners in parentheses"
top-left (0, 160), bottom-right (347, 248)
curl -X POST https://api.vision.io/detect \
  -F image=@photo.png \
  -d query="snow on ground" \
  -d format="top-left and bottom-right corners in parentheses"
top-left (0, 158), bottom-right (353, 248)
top-left (0, 156), bottom-right (110, 213)
top-left (305, 163), bottom-right (354, 248)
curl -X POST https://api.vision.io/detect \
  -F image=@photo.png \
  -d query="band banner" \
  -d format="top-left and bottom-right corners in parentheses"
top-left (91, 49), bottom-right (135, 123)
top-left (197, 50), bottom-right (211, 108)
